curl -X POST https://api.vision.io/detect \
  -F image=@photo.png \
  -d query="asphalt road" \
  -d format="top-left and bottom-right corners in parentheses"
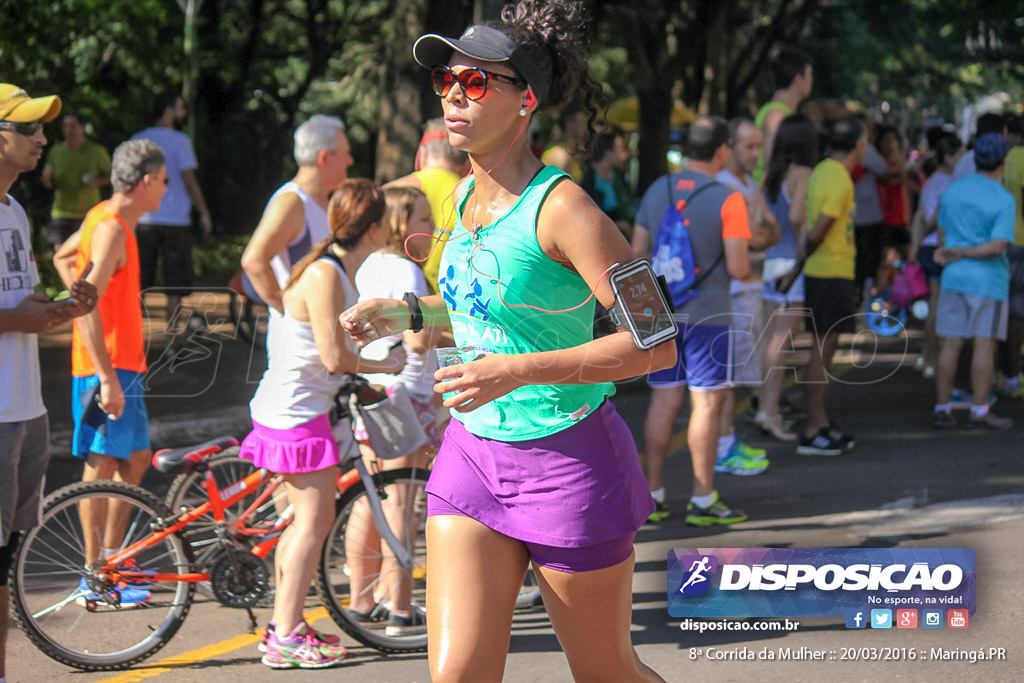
top-left (7, 309), bottom-right (1024, 682)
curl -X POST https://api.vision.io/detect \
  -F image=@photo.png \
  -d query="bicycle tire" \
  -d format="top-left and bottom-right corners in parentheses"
top-left (316, 466), bottom-right (430, 653)
top-left (165, 448), bottom-right (281, 563)
top-left (11, 480), bottom-right (195, 671)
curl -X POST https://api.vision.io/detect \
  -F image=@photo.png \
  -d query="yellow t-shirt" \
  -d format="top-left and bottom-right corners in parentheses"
top-left (804, 158), bottom-right (857, 279)
top-left (415, 167), bottom-right (462, 295)
top-left (540, 145), bottom-right (583, 183)
top-left (1001, 146), bottom-right (1024, 247)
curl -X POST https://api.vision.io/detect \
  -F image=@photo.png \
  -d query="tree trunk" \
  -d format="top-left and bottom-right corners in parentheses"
top-left (377, 0), bottom-right (475, 182)
top-left (375, 0), bottom-right (428, 183)
top-left (636, 80), bottom-right (671, 195)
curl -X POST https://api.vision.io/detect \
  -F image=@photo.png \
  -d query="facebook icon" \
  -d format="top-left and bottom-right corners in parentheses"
top-left (846, 609), bottom-right (867, 629)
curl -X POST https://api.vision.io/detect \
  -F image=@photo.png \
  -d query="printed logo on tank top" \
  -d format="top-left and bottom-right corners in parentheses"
top-left (439, 264), bottom-right (492, 321)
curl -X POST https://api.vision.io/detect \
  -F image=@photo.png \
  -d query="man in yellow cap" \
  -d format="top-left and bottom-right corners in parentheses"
top-left (0, 83), bottom-right (97, 683)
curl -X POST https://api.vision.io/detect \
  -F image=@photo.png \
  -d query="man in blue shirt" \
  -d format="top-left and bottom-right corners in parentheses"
top-left (131, 93), bottom-right (212, 332)
top-left (933, 133), bottom-right (1015, 430)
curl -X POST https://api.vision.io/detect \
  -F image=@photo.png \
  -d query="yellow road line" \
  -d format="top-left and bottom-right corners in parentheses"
top-left (97, 606), bottom-right (330, 682)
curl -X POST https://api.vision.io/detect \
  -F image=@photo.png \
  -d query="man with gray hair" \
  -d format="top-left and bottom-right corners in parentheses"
top-left (53, 138), bottom-right (168, 608)
top-left (242, 114), bottom-right (353, 315)
top-left (385, 118), bottom-right (468, 293)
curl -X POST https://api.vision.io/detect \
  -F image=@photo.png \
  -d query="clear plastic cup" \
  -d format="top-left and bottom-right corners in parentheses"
top-left (434, 346), bottom-right (484, 401)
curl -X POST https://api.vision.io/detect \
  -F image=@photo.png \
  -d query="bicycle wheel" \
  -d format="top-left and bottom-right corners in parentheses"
top-left (10, 481), bottom-right (195, 671)
top-left (316, 466), bottom-right (430, 653)
top-left (165, 448), bottom-right (282, 562)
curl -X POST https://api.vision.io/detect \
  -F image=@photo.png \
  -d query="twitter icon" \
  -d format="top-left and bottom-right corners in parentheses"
top-left (870, 609), bottom-right (892, 629)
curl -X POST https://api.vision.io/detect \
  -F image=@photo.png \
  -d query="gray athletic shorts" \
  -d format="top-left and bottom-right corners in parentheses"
top-left (0, 413), bottom-right (50, 546)
top-left (730, 286), bottom-right (764, 386)
top-left (936, 290), bottom-right (1008, 340)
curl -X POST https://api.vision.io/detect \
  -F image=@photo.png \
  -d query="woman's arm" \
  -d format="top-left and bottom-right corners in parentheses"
top-left (435, 182), bottom-right (675, 412)
top-left (302, 261), bottom-right (404, 375)
top-left (340, 294), bottom-right (449, 347)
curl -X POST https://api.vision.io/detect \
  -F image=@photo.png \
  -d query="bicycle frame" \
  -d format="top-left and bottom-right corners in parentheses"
top-left (103, 450), bottom-right (416, 588)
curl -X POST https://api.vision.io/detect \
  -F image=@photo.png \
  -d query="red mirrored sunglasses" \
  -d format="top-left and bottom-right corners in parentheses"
top-left (430, 65), bottom-right (525, 101)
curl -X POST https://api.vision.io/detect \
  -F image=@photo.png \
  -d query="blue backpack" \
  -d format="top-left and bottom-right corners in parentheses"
top-left (650, 176), bottom-right (726, 308)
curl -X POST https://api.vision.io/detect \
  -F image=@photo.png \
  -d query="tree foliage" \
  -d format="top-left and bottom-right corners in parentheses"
top-left (2, 0), bottom-right (1020, 236)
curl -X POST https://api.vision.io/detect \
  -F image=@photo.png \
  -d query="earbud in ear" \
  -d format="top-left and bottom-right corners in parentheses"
top-left (525, 90), bottom-right (536, 107)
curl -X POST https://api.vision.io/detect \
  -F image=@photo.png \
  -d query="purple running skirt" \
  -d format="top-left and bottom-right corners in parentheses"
top-left (239, 413), bottom-right (340, 474)
top-left (425, 400), bottom-right (654, 547)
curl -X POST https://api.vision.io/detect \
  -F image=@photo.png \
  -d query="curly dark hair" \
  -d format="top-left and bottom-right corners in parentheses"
top-left (485, 0), bottom-right (604, 157)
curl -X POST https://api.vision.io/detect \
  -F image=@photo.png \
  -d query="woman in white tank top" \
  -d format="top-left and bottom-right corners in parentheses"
top-left (240, 180), bottom-right (404, 669)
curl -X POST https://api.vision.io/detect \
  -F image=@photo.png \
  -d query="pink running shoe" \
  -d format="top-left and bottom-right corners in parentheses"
top-left (260, 622), bottom-right (347, 669)
top-left (258, 620), bottom-right (342, 653)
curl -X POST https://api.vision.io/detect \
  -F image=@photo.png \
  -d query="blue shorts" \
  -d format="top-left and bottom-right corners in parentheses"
top-left (72, 369), bottom-right (150, 460)
top-left (426, 494), bottom-right (636, 573)
top-left (647, 323), bottom-right (733, 390)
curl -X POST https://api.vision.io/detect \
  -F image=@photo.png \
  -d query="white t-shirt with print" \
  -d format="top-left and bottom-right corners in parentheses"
top-left (0, 195), bottom-right (45, 422)
top-left (355, 252), bottom-right (436, 398)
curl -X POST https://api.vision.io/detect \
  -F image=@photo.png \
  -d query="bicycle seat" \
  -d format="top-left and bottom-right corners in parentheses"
top-left (152, 436), bottom-right (240, 475)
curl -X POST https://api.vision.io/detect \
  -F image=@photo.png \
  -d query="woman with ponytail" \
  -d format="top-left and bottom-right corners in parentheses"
top-left (240, 179), bottom-right (404, 669)
top-left (341, 1), bottom-right (669, 680)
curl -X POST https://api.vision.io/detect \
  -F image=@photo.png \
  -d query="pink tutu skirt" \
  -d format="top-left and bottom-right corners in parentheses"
top-left (239, 414), bottom-right (339, 474)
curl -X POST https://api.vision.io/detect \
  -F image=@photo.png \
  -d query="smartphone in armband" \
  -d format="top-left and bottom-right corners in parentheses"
top-left (607, 259), bottom-right (678, 350)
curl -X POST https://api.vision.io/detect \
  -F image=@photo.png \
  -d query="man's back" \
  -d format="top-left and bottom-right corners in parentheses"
top-left (635, 168), bottom-right (748, 323)
top-left (938, 174), bottom-right (1015, 300)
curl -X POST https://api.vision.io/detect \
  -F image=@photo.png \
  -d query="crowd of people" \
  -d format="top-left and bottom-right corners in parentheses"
top-left (1, 0), bottom-right (1022, 679)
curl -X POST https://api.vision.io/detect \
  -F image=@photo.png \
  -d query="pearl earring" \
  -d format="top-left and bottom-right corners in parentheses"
top-left (519, 108), bottom-right (527, 116)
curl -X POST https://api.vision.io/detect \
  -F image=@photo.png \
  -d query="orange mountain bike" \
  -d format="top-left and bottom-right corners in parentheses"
top-left (10, 380), bottom-right (429, 671)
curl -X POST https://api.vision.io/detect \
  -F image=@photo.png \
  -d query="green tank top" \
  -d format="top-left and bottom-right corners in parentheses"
top-left (438, 165), bottom-right (614, 441)
top-left (753, 101), bottom-right (793, 185)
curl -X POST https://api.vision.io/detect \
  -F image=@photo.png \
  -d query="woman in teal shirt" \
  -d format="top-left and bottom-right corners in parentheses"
top-left (342, 1), bottom-right (673, 680)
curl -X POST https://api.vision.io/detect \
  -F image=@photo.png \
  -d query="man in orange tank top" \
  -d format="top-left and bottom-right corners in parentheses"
top-left (55, 140), bottom-right (167, 607)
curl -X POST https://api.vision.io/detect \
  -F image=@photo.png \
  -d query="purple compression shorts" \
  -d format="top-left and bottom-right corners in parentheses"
top-left (427, 494), bottom-right (636, 573)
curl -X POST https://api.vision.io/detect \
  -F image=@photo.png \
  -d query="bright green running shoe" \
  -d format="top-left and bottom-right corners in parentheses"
top-left (685, 491), bottom-right (748, 527)
top-left (647, 499), bottom-right (671, 523)
top-left (735, 440), bottom-right (766, 460)
top-left (714, 442), bottom-right (769, 476)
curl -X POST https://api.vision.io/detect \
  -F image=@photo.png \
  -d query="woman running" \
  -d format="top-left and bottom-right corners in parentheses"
top-left (240, 179), bottom-right (403, 669)
top-left (341, 1), bottom-right (672, 680)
